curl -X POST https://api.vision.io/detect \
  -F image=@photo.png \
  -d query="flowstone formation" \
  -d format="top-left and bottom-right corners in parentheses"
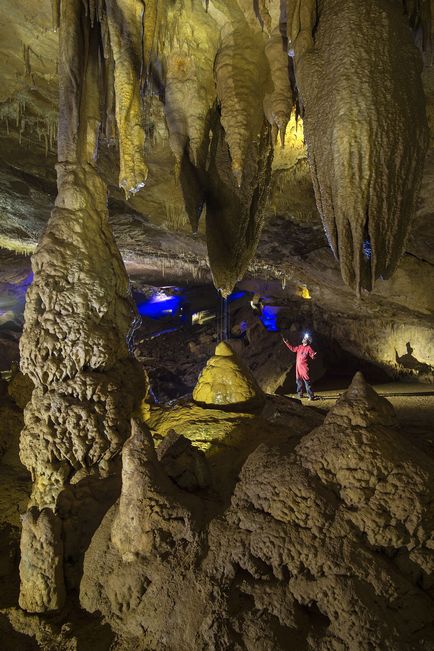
top-left (287, 0), bottom-right (429, 291)
top-left (80, 373), bottom-right (434, 649)
top-left (193, 341), bottom-right (264, 409)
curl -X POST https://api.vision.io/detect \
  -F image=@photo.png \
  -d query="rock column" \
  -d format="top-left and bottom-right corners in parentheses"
top-left (18, 0), bottom-right (145, 612)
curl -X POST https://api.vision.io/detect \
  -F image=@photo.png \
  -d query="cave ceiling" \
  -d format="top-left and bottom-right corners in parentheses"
top-left (0, 0), bottom-right (433, 325)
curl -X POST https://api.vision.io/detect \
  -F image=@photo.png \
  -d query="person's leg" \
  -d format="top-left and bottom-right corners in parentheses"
top-left (296, 378), bottom-right (304, 397)
top-left (304, 379), bottom-right (314, 399)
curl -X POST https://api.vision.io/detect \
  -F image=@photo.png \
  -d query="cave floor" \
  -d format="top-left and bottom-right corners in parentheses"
top-left (299, 382), bottom-right (434, 457)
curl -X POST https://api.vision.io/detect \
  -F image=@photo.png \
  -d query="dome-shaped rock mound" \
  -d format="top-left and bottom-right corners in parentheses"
top-left (192, 341), bottom-right (264, 410)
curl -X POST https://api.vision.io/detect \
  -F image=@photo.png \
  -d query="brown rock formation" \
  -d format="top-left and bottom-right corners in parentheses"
top-left (18, 508), bottom-right (65, 612)
top-left (18, 0), bottom-right (145, 612)
top-left (80, 373), bottom-right (434, 648)
top-left (289, 0), bottom-right (429, 292)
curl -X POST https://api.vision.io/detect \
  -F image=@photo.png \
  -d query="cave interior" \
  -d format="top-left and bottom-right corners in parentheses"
top-left (0, 0), bottom-right (434, 649)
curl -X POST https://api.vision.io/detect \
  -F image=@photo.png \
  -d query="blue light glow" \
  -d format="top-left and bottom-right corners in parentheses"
top-left (227, 290), bottom-right (246, 303)
top-left (363, 239), bottom-right (372, 259)
top-left (260, 306), bottom-right (279, 332)
top-left (136, 292), bottom-right (183, 319)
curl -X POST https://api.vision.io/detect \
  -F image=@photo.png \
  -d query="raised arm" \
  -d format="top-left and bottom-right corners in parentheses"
top-left (282, 338), bottom-right (298, 353)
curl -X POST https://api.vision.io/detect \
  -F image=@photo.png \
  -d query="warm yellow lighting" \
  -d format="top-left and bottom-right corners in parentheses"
top-left (272, 111), bottom-right (306, 171)
top-left (298, 285), bottom-right (311, 300)
top-left (0, 235), bottom-right (36, 254)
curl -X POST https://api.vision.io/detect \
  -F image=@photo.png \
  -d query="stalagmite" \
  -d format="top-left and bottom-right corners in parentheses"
top-left (193, 341), bottom-right (264, 409)
top-left (80, 374), bottom-right (434, 648)
top-left (18, 0), bottom-right (145, 612)
top-left (111, 418), bottom-right (198, 561)
top-left (288, 0), bottom-right (429, 292)
top-left (18, 508), bottom-right (65, 612)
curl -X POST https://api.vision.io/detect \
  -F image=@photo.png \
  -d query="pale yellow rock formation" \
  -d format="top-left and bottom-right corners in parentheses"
top-left (18, 508), bottom-right (65, 612)
top-left (0, 0), bottom-right (430, 297)
top-left (18, 0), bottom-right (146, 614)
top-left (289, 0), bottom-right (429, 292)
top-left (193, 341), bottom-right (264, 409)
top-left (263, 27), bottom-right (294, 145)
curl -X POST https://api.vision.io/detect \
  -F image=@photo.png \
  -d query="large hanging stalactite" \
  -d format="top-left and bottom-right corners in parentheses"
top-left (204, 18), bottom-right (274, 295)
top-left (214, 21), bottom-right (268, 188)
top-left (288, 0), bottom-right (429, 292)
top-left (18, 0), bottom-right (145, 613)
top-left (205, 108), bottom-right (274, 296)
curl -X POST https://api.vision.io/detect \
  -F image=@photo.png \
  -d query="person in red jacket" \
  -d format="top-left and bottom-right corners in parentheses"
top-left (282, 333), bottom-right (318, 400)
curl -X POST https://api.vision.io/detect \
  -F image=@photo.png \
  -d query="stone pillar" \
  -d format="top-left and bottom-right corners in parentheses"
top-left (18, 0), bottom-right (145, 612)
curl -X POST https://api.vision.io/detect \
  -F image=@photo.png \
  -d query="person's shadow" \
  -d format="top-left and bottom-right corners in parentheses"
top-left (395, 342), bottom-right (430, 372)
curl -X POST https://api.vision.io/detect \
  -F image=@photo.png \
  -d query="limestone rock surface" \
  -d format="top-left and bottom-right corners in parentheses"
top-left (18, 508), bottom-right (65, 613)
top-left (110, 418), bottom-right (201, 562)
top-left (80, 373), bottom-right (434, 649)
top-left (193, 341), bottom-right (264, 409)
top-left (290, 0), bottom-right (429, 291)
top-left (156, 429), bottom-right (211, 492)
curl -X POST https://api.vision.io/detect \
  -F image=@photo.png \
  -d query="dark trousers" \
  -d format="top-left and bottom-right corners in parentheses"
top-left (296, 377), bottom-right (314, 398)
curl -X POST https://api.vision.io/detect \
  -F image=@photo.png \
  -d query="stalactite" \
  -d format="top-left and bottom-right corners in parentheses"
top-left (141, 0), bottom-right (163, 90)
top-left (289, 0), bottom-right (428, 292)
top-left (164, 51), bottom-right (214, 169)
top-left (105, 0), bottom-right (151, 196)
top-left (286, 0), bottom-right (317, 65)
top-left (205, 108), bottom-right (274, 295)
top-left (403, 0), bottom-right (432, 55)
top-left (51, 0), bottom-right (60, 31)
top-left (263, 28), bottom-right (294, 146)
top-left (255, 0), bottom-right (272, 33)
top-left (214, 23), bottom-right (267, 186)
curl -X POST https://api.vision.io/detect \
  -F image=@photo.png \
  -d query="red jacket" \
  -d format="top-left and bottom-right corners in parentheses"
top-left (283, 341), bottom-right (316, 381)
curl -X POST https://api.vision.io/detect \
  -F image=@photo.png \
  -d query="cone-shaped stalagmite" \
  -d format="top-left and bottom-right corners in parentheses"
top-left (289, 0), bottom-right (429, 292)
top-left (193, 341), bottom-right (264, 409)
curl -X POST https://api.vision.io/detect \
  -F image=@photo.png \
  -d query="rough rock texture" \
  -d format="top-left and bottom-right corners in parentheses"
top-left (263, 27), bottom-right (294, 145)
top-left (193, 341), bottom-right (264, 409)
top-left (20, 164), bottom-right (144, 509)
top-left (290, 0), bottom-right (429, 291)
top-left (17, 0), bottom-right (146, 613)
top-left (156, 429), bottom-right (211, 492)
top-left (80, 373), bottom-right (434, 649)
top-left (110, 418), bottom-right (202, 562)
top-left (18, 508), bottom-right (65, 613)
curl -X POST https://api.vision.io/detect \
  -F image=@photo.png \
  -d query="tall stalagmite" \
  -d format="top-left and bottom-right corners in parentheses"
top-left (18, 0), bottom-right (145, 612)
top-left (288, 0), bottom-right (429, 292)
